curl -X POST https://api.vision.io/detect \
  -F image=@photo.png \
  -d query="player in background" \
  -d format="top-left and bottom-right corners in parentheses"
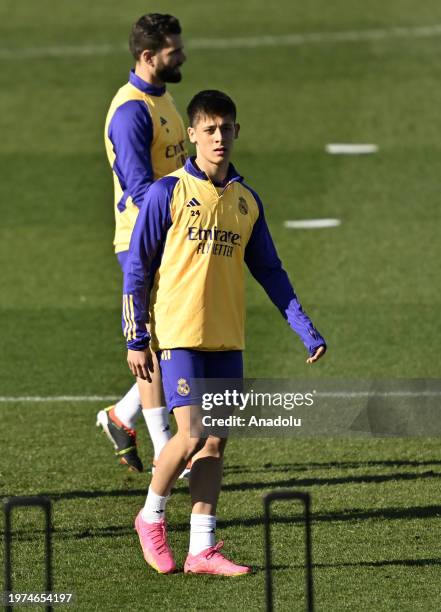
top-left (123, 90), bottom-right (326, 575)
top-left (97, 14), bottom-right (187, 473)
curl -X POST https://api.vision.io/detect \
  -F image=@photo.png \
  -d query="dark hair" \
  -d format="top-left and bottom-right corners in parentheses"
top-left (129, 13), bottom-right (181, 60)
top-left (187, 90), bottom-right (237, 126)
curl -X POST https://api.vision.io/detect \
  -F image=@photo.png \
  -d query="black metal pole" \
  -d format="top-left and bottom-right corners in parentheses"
top-left (264, 496), bottom-right (273, 611)
top-left (4, 500), bottom-right (13, 612)
top-left (3, 496), bottom-right (53, 612)
top-left (304, 493), bottom-right (314, 612)
top-left (263, 490), bottom-right (313, 612)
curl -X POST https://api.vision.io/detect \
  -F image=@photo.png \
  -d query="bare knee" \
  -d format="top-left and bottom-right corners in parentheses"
top-left (176, 433), bottom-right (205, 459)
top-left (200, 436), bottom-right (227, 459)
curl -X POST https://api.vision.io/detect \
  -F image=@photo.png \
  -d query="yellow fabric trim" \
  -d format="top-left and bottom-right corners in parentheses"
top-left (129, 294), bottom-right (136, 340)
top-left (123, 295), bottom-right (130, 340)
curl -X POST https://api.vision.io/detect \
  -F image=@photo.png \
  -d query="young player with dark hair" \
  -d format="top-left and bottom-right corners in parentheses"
top-left (124, 90), bottom-right (326, 575)
top-left (99, 14), bottom-right (188, 474)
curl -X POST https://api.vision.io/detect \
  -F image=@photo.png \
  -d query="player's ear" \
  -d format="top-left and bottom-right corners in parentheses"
top-left (140, 49), bottom-right (155, 67)
top-left (234, 123), bottom-right (240, 139)
top-left (187, 126), bottom-right (197, 144)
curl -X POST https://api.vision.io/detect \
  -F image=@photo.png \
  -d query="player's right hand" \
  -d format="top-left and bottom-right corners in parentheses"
top-left (127, 348), bottom-right (154, 382)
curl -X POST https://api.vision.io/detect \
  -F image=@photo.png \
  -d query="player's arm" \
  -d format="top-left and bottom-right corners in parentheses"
top-left (244, 189), bottom-right (326, 363)
top-left (108, 100), bottom-right (155, 209)
top-left (123, 177), bottom-right (178, 379)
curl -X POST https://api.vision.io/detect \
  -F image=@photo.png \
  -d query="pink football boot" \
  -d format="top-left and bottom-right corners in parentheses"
top-left (184, 541), bottom-right (251, 576)
top-left (135, 511), bottom-right (176, 574)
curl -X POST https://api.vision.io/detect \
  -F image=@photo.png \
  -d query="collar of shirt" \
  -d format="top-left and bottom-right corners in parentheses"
top-left (129, 70), bottom-right (166, 96)
top-left (184, 156), bottom-right (243, 187)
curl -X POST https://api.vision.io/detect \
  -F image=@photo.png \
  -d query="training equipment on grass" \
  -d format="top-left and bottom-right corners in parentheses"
top-left (3, 496), bottom-right (52, 612)
top-left (263, 490), bottom-right (313, 612)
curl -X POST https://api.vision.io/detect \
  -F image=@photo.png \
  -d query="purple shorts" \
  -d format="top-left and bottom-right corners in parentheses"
top-left (157, 349), bottom-right (243, 411)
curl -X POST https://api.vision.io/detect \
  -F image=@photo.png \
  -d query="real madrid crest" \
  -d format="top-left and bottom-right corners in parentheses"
top-left (238, 196), bottom-right (248, 215)
top-left (177, 377), bottom-right (190, 396)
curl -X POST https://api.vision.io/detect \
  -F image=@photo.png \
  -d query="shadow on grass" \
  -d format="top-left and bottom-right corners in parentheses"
top-left (224, 459), bottom-right (441, 475)
top-left (216, 503), bottom-right (441, 528)
top-left (3, 503), bottom-right (441, 542)
top-left (311, 557), bottom-right (441, 569)
top-left (4, 467), bottom-right (437, 503)
top-left (216, 469), bottom-right (441, 493)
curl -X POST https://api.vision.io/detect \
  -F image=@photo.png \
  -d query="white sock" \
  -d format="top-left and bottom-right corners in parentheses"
top-left (141, 487), bottom-right (169, 523)
top-left (143, 407), bottom-right (172, 459)
top-left (189, 514), bottom-right (216, 555)
top-left (114, 384), bottom-right (142, 429)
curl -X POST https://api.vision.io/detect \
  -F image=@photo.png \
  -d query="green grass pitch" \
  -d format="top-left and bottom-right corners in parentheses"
top-left (1, 1), bottom-right (441, 610)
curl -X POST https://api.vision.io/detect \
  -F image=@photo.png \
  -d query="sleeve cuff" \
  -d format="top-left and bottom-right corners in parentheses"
top-left (127, 335), bottom-right (150, 351)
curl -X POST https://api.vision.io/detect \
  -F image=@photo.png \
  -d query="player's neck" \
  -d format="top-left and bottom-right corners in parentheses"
top-left (194, 156), bottom-right (230, 184)
top-left (134, 64), bottom-right (165, 88)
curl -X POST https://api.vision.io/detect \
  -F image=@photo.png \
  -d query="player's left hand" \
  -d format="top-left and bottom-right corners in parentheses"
top-left (306, 345), bottom-right (326, 364)
top-left (127, 347), bottom-right (155, 381)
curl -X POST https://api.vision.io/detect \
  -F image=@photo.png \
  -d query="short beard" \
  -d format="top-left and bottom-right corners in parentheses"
top-left (156, 65), bottom-right (182, 83)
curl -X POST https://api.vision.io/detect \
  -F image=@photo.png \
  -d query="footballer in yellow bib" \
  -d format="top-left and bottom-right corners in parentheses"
top-left (98, 14), bottom-right (188, 475)
top-left (123, 156), bottom-right (325, 356)
top-left (124, 89), bottom-right (326, 578)
top-left (105, 71), bottom-right (186, 254)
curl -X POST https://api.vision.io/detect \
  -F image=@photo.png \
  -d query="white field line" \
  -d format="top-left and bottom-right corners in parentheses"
top-left (0, 391), bottom-right (440, 403)
top-left (325, 144), bottom-right (379, 155)
top-left (0, 395), bottom-right (119, 402)
top-left (315, 391), bottom-right (441, 398)
top-left (1, 23), bottom-right (441, 59)
top-left (284, 219), bottom-right (341, 229)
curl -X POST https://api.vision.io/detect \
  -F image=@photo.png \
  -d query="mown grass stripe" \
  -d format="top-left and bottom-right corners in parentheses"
top-left (1, 23), bottom-right (441, 59)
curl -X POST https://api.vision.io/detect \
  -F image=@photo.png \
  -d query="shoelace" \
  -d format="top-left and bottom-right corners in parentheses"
top-left (205, 541), bottom-right (225, 560)
top-left (148, 523), bottom-right (168, 555)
